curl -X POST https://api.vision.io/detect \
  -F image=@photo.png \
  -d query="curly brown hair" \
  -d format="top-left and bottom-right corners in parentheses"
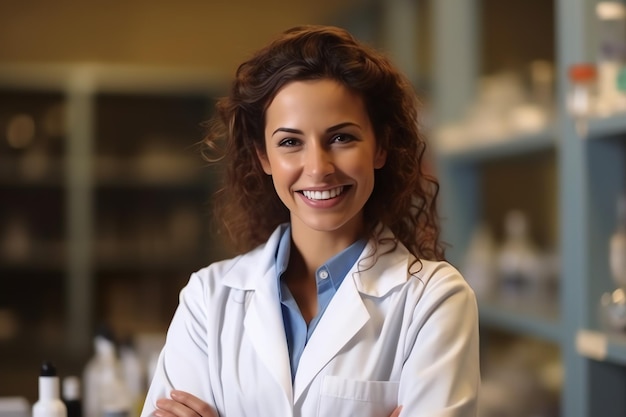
top-left (203, 25), bottom-right (444, 261)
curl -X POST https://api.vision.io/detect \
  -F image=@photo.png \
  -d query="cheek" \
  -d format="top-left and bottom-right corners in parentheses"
top-left (349, 165), bottom-right (377, 195)
top-left (345, 153), bottom-right (378, 181)
top-left (271, 157), bottom-right (294, 174)
top-left (268, 156), bottom-right (300, 185)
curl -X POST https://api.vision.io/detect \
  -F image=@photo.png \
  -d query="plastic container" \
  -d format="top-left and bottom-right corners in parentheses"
top-left (496, 210), bottom-right (544, 300)
top-left (596, 1), bottom-right (626, 115)
top-left (462, 223), bottom-right (497, 298)
top-left (119, 339), bottom-right (144, 417)
top-left (33, 362), bottom-right (68, 417)
top-left (83, 332), bottom-right (131, 417)
top-left (567, 63), bottom-right (598, 136)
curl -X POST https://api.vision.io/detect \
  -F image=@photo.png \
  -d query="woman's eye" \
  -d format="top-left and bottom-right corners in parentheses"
top-left (278, 138), bottom-right (300, 147)
top-left (331, 133), bottom-right (356, 144)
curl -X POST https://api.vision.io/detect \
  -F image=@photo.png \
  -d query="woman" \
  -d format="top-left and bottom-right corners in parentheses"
top-left (142, 25), bottom-right (480, 417)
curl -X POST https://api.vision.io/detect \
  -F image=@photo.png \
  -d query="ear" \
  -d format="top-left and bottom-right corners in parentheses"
top-left (374, 147), bottom-right (387, 169)
top-left (256, 147), bottom-right (272, 175)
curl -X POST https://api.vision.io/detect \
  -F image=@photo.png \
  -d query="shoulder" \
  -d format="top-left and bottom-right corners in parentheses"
top-left (374, 224), bottom-right (473, 296)
top-left (408, 259), bottom-right (478, 323)
top-left (413, 259), bottom-right (471, 292)
top-left (412, 259), bottom-right (475, 300)
top-left (355, 227), bottom-right (472, 301)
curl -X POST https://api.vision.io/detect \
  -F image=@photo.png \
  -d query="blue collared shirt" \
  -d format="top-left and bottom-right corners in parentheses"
top-left (275, 226), bottom-right (367, 380)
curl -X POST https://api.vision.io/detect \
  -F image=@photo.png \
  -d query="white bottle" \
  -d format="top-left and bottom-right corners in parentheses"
top-left (83, 334), bottom-right (131, 417)
top-left (610, 193), bottom-right (626, 289)
top-left (33, 362), bottom-right (68, 417)
top-left (497, 210), bottom-right (543, 299)
top-left (463, 223), bottom-right (497, 298)
top-left (99, 358), bottom-right (132, 417)
top-left (119, 339), bottom-right (144, 417)
top-left (596, 1), bottom-right (626, 115)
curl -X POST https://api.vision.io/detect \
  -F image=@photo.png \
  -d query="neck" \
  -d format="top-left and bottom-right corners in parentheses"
top-left (289, 221), bottom-right (364, 275)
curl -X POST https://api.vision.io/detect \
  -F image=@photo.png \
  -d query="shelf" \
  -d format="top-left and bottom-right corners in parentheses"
top-left (94, 157), bottom-right (210, 187)
top-left (478, 297), bottom-right (561, 343)
top-left (430, 0), bottom-right (626, 415)
top-left (95, 255), bottom-right (207, 272)
top-left (436, 126), bottom-right (556, 163)
top-left (0, 242), bottom-right (66, 271)
top-left (0, 157), bottom-right (65, 187)
top-left (588, 113), bottom-right (626, 140)
top-left (576, 329), bottom-right (626, 366)
top-left (95, 176), bottom-right (210, 189)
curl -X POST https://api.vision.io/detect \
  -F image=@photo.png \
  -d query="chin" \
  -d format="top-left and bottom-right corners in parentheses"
top-left (299, 215), bottom-right (363, 235)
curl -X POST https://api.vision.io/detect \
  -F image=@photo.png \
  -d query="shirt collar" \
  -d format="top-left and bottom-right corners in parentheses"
top-left (275, 225), bottom-right (367, 290)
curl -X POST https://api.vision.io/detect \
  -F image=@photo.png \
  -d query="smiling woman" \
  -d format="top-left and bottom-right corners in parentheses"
top-left (259, 79), bottom-right (386, 248)
top-left (141, 25), bottom-right (480, 417)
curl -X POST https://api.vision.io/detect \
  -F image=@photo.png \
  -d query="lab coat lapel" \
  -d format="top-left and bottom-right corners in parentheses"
top-left (292, 230), bottom-right (411, 402)
top-left (293, 273), bottom-right (370, 402)
top-left (243, 265), bottom-right (294, 405)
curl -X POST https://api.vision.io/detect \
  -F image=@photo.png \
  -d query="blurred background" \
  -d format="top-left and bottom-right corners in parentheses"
top-left (1, 1), bottom-right (625, 417)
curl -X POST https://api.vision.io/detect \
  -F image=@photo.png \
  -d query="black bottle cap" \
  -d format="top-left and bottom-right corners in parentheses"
top-left (40, 361), bottom-right (57, 377)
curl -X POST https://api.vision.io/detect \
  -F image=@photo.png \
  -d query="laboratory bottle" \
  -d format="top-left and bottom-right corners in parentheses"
top-left (62, 376), bottom-right (82, 417)
top-left (83, 332), bottom-right (130, 417)
top-left (567, 63), bottom-right (597, 137)
top-left (596, 1), bottom-right (626, 115)
top-left (462, 223), bottom-right (497, 298)
top-left (496, 210), bottom-right (543, 299)
top-left (119, 338), bottom-right (144, 417)
top-left (33, 362), bottom-right (68, 417)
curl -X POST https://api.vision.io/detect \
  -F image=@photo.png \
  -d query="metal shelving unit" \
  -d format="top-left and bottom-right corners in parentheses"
top-left (0, 64), bottom-right (227, 401)
top-left (432, 0), bottom-right (626, 416)
top-left (436, 128), bottom-right (557, 162)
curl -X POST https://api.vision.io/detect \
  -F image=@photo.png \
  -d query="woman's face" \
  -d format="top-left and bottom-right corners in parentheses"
top-left (259, 79), bottom-right (386, 241)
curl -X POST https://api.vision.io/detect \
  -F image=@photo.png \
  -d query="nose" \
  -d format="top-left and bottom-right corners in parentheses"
top-left (304, 142), bottom-right (334, 179)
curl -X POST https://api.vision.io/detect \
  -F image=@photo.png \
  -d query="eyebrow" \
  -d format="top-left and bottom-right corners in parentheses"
top-left (272, 122), bottom-right (360, 137)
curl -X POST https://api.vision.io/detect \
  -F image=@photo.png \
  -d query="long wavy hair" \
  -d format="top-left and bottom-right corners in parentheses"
top-left (203, 25), bottom-right (444, 261)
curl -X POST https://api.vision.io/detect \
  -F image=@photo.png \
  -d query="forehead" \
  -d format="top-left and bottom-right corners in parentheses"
top-left (265, 79), bottom-right (368, 125)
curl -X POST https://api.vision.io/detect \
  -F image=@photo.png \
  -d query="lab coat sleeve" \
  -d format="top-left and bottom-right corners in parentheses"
top-left (140, 272), bottom-right (216, 417)
top-left (398, 265), bottom-right (480, 417)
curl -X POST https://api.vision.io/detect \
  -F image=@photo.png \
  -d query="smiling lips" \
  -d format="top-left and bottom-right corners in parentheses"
top-left (301, 186), bottom-right (345, 201)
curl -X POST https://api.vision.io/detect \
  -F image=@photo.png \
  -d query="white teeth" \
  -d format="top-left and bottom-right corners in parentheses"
top-left (302, 186), bottom-right (344, 200)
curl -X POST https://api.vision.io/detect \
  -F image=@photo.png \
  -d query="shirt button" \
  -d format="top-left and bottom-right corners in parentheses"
top-left (319, 270), bottom-right (329, 280)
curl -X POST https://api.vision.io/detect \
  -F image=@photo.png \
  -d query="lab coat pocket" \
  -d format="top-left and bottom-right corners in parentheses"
top-left (318, 375), bottom-right (399, 417)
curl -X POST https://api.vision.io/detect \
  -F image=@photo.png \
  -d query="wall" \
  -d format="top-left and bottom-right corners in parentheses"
top-left (0, 0), bottom-right (358, 76)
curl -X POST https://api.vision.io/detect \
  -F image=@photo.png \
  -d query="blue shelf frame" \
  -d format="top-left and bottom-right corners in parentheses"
top-left (438, 127), bottom-right (557, 163)
top-left (434, 0), bottom-right (626, 416)
top-left (588, 114), bottom-right (626, 139)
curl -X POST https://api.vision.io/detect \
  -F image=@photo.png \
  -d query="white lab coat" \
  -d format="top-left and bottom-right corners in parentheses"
top-left (141, 225), bottom-right (480, 417)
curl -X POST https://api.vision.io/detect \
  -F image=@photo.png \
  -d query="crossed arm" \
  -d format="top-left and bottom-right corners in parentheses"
top-left (154, 390), bottom-right (403, 417)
